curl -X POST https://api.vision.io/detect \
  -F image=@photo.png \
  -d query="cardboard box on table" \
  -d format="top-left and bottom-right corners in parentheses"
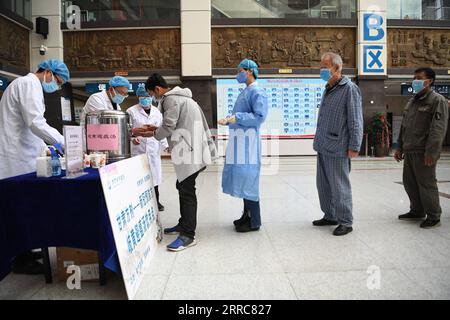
top-left (56, 247), bottom-right (100, 282)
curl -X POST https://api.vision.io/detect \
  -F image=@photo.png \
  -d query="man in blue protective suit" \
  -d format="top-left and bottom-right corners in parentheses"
top-left (218, 59), bottom-right (269, 233)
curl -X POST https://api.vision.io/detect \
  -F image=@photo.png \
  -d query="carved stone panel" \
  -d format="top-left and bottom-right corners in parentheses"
top-left (212, 27), bottom-right (356, 69)
top-left (388, 29), bottom-right (450, 69)
top-left (0, 16), bottom-right (30, 72)
top-left (63, 29), bottom-right (181, 72)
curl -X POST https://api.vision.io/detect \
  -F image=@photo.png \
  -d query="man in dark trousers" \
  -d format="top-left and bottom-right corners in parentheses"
top-left (133, 74), bottom-right (217, 251)
top-left (395, 67), bottom-right (449, 228)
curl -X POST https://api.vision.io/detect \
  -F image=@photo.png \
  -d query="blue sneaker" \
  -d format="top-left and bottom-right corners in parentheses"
top-left (167, 236), bottom-right (197, 252)
top-left (164, 225), bottom-right (180, 235)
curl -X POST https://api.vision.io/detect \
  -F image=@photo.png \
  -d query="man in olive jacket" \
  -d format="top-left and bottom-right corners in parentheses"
top-left (395, 67), bottom-right (449, 228)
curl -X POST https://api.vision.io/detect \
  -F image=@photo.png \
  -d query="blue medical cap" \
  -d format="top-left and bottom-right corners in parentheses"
top-left (238, 59), bottom-right (259, 79)
top-left (109, 76), bottom-right (130, 88)
top-left (37, 59), bottom-right (70, 83)
top-left (136, 83), bottom-right (149, 97)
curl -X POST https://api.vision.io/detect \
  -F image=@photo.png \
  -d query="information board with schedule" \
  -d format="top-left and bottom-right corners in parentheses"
top-left (216, 78), bottom-right (326, 139)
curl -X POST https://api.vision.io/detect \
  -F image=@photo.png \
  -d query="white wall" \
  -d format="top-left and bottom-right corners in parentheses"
top-left (180, 0), bottom-right (212, 77)
top-left (30, 0), bottom-right (64, 70)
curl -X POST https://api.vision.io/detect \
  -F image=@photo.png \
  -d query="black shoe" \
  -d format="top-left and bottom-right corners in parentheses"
top-left (29, 251), bottom-right (43, 260)
top-left (333, 225), bottom-right (353, 236)
top-left (313, 218), bottom-right (338, 226)
top-left (233, 209), bottom-right (250, 227)
top-left (20, 251), bottom-right (42, 261)
top-left (420, 219), bottom-right (441, 229)
top-left (235, 220), bottom-right (260, 233)
top-left (12, 259), bottom-right (44, 275)
top-left (399, 212), bottom-right (426, 220)
top-left (158, 203), bottom-right (165, 212)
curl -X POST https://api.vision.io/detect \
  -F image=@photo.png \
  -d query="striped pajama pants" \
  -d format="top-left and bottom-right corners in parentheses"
top-left (316, 153), bottom-right (353, 227)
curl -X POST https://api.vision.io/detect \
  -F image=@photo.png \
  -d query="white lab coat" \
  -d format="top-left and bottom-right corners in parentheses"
top-left (127, 104), bottom-right (168, 186)
top-left (80, 90), bottom-right (121, 151)
top-left (81, 90), bottom-right (121, 123)
top-left (0, 73), bottom-right (64, 179)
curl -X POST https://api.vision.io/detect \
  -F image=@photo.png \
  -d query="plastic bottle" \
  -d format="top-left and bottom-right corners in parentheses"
top-left (51, 149), bottom-right (61, 176)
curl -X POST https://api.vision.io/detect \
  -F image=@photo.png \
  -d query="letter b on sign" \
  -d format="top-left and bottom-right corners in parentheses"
top-left (363, 13), bottom-right (384, 41)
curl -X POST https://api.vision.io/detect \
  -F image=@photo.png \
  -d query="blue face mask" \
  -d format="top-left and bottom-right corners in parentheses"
top-left (111, 88), bottom-right (127, 105)
top-left (412, 80), bottom-right (426, 93)
top-left (140, 97), bottom-right (153, 107)
top-left (236, 71), bottom-right (248, 84)
top-left (320, 68), bottom-right (332, 82)
top-left (42, 74), bottom-right (60, 93)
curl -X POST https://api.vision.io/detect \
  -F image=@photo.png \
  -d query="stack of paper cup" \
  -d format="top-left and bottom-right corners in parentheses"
top-left (91, 153), bottom-right (106, 169)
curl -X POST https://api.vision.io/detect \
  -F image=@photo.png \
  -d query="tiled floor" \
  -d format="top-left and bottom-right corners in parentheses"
top-left (1, 155), bottom-right (450, 300)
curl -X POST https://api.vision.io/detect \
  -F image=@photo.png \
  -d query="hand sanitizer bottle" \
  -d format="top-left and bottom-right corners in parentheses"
top-left (51, 149), bottom-right (61, 176)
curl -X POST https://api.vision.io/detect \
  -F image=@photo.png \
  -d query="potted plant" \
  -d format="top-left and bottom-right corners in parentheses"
top-left (366, 112), bottom-right (390, 157)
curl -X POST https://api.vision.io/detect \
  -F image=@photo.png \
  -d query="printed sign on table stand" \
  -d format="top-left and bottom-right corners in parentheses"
top-left (63, 125), bottom-right (87, 179)
top-left (99, 155), bottom-right (162, 300)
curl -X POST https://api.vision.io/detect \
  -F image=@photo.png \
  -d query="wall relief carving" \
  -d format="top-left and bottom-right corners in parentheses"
top-left (212, 28), bottom-right (356, 69)
top-left (64, 29), bottom-right (181, 72)
top-left (0, 16), bottom-right (30, 71)
top-left (389, 29), bottom-right (450, 68)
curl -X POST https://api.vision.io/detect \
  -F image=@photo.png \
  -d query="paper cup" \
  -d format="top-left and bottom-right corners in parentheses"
top-left (90, 154), bottom-right (100, 169)
top-left (83, 154), bottom-right (91, 168)
top-left (99, 154), bottom-right (106, 167)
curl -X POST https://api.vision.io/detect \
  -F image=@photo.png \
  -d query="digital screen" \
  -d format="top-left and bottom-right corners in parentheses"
top-left (401, 84), bottom-right (450, 98)
top-left (216, 78), bottom-right (326, 139)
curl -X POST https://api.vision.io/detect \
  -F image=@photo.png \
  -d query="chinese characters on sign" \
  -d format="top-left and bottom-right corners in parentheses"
top-left (86, 124), bottom-right (119, 151)
top-left (63, 125), bottom-right (85, 178)
top-left (217, 78), bottom-right (325, 138)
top-left (99, 155), bottom-right (160, 300)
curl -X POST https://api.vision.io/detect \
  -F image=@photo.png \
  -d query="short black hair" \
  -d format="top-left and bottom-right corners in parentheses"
top-left (145, 73), bottom-right (168, 91)
top-left (414, 67), bottom-right (436, 85)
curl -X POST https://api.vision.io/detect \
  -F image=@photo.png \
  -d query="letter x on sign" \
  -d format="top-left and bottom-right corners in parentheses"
top-left (363, 45), bottom-right (384, 73)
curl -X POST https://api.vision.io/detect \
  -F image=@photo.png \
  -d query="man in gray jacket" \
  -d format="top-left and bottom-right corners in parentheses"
top-left (312, 52), bottom-right (363, 236)
top-left (133, 73), bottom-right (216, 251)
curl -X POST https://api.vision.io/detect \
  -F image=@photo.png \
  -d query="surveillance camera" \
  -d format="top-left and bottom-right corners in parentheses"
top-left (39, 45), bottom-right (48, 56)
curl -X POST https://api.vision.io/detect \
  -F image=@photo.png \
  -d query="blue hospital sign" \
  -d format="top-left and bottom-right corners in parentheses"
top-left (363, 14), bottom-right (385, 41)
top-left (358, 1), bottom-right (387, 76)
top-left (363, 45), bottom-right (385, 73)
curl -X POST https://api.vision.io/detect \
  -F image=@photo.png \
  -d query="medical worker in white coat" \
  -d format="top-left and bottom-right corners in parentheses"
top-left (127, 84), bottom-right (169, 211)
top-left (80, 76), bottom-right (130, 150)
top-left (81, 76), bottom-right (130, 121)
top-left (0, 59), bottom-right (70, 275)
top-left (0, 59), bottom-right (69, 180)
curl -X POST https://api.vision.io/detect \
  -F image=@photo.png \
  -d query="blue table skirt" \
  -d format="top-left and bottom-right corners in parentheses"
top-left (0, 169), bottom-right (120, 281)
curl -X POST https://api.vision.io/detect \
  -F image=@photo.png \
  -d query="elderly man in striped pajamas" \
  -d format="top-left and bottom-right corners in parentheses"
top-left (312, 52), bottom-right (363, 236)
